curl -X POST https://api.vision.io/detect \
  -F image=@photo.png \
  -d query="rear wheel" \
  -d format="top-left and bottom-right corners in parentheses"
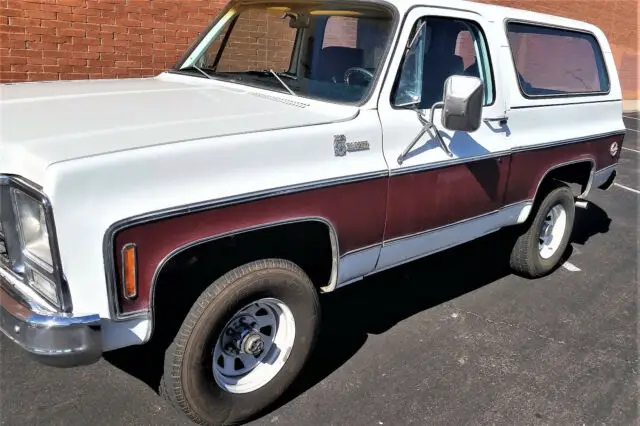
top-left (509, 183), bottom-right (575, 278)
top-left (160, 259), bottom-right (320, 426)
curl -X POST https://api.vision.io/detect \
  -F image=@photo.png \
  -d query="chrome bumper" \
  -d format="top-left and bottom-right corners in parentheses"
top-left (0, 270), bottom-right (102, 368)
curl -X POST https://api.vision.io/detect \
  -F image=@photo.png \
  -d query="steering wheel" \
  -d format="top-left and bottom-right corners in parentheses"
top-left (344, 67), bottom-right (374, 85)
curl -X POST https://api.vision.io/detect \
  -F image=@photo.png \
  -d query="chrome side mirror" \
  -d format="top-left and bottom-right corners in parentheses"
top-left (397, 75), bottom-right (484, 165)
top-left (441, 75), bottom-right (484, 132)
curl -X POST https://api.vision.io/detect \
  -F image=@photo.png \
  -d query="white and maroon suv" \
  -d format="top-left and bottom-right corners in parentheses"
top-left (0, 0), bottom-right (626, 424)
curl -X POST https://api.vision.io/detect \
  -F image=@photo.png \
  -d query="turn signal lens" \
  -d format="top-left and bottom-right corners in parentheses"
top-left (122, 244), bottom-right (138, 300)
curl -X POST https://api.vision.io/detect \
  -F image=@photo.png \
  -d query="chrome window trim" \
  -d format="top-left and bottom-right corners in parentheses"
top-left (0, 175), bottom-right (71, 313)
top-left (509, 99), bottom-right (622, 109)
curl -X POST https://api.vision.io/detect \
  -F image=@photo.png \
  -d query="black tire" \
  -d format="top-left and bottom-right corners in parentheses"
top-left (160, 259), bottom-right (320, 426)
top-left (509, 183), bottom-right (576, 278)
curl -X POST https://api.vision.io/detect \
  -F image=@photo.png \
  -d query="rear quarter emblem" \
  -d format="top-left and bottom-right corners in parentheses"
top-left (333, 134), bottom-right (370, 157)
top-left (609, 141), bottom-right (619, 157)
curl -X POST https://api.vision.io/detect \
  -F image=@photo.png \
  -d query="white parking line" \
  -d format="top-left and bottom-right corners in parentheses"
top-left (614, 183), bottom-right (640, 195)
top-left (623, 115), bottom-right (639, 121)
top-left (622, 146), bottom-right (640, 154)
top-left (562, 261), bottom-right (581, 272)
top-left (625, 128), bottom-right (639, 134)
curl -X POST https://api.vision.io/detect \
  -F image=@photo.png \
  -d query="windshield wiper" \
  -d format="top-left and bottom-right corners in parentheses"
top-left (180, 65), bottom-right (216, 80)
top-left (245, 70), bottom-right (297, 80)
top-left (242, 69), bottom-right (298, 96)
top-left (268, 69), bottom-right (297, 97)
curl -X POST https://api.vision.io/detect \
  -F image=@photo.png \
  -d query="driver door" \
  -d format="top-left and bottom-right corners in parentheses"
top-left (376, 7), bottom-right (513, 270)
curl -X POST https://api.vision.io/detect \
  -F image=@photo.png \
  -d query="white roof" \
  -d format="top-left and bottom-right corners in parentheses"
top-left (383, 0), bottom-right (607, 44)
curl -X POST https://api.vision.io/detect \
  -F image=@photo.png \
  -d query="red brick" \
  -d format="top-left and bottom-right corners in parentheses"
top-left (12, 63), bottom-right (44, 72)
top-left (0, 8), bottom-right (22, 18)
top-left (88, 44), bottom-right (114, 53)
top-left (0, 55), bottom-right (26, 64)
top-left (0, 24), bottom-right (24, 33)
top-left (58, 57), bottom-right (87, 66)
top-left (27, 57), bottom-right (57, 65)
top-left (57, 12), bottom-right (87, 22)
top-left (6, 0), bottom-right (38, 10)
top-left (0, 71), bottom-right (27, 79)
top-left (28, 72), bottom-right (58, 80)
top-left (25, 10), bottom-right (57, 20)
top-left (27, 26), bottom-right (57, 36)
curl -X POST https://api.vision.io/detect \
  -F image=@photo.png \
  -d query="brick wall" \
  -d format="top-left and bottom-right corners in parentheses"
top-left (0, 0), bottom-right (637, 99)
top-left (204, 8), bottom-right (296, 72)
top-left (0, 0), bottom-right (227, 82)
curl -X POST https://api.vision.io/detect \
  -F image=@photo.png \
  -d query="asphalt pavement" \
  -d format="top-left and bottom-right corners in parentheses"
top-left (1, 128), bottom-right (638, 426)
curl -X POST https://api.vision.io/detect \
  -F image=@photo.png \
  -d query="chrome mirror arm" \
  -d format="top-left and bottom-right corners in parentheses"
top-left (397, 101), bottom-right (452, 165)
top-left (397, 125), bottom-right (429, 165)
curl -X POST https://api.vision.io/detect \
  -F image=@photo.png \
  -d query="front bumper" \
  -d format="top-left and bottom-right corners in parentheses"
top-left (0, 268), bottom-right (102, 367)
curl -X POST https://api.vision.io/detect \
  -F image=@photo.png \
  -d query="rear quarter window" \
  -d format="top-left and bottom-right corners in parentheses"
top-left (506, 22), bottom-right (610, 98)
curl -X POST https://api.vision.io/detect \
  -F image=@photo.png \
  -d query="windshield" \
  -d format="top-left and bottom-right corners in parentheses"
top-left (173, 1), bottom-right (396, 104)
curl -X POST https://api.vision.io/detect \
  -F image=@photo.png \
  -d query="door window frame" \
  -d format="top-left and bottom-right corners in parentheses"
top-left (388, 14), bottom-right (497, 110)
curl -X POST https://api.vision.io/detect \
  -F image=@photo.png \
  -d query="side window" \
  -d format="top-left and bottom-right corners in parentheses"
top-left (393, 17), bottom-right (495, 109)
top-left (506, 22), bottom-right (610, 97)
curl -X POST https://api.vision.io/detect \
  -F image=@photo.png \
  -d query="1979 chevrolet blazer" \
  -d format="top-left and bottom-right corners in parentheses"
top-left (0, 0), bottom-right (626, 424)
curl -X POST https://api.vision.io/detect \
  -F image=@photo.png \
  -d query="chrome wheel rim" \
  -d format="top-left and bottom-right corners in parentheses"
top-left (212, 298), bottom-right (296, 394)
top-left (538, 204), bottom-right (567, 260)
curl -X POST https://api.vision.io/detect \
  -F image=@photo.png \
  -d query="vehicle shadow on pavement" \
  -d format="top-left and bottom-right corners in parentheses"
top-left (570, 201), bottom-right (612, 246)
top-left (103, 201), bottom-right (611, 423)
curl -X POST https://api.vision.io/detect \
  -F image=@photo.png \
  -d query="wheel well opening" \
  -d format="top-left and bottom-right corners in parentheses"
top-left (537, 161), bottom-right (593, 201)
top-left (150, 221), bottom-right (334, 344)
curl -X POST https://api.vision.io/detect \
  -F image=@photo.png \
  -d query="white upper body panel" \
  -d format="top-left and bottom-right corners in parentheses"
top-left (0, 73), bottom-right (358, 183)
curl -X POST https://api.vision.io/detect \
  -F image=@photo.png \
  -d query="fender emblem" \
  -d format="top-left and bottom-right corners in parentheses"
top-left (334, 134), bottom-right (370, 157)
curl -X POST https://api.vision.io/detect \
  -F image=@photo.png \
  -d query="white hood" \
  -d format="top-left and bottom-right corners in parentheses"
top-left (0, 72), bottom-right (358, 183)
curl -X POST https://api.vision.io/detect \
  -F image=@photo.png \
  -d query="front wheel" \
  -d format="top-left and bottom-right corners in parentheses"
top-left (161, 259), bottom-right (320, 426)
top-left (509, 184), bottom-right (576, 278)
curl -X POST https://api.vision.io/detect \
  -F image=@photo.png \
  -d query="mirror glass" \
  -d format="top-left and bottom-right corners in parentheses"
top-left (441, 75), bottom-right (484, 132)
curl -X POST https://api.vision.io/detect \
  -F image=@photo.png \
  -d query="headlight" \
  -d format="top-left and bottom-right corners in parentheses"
top-left (11, 189), bottom-right (53, 269)
top-left (11, 188), bottom-right (59, 307)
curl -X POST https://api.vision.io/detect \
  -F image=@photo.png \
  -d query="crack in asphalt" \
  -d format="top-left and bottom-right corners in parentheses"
top-left (462, 310), bottom-right (568, 345)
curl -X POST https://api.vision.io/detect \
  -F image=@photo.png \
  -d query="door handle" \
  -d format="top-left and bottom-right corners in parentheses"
top-left (484, 116), bottom-right (508, 124)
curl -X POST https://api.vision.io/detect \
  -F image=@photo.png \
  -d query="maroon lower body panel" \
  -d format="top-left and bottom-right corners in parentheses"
top-left (503, 133), bottom-right (624, 205)
top-left (384, 156), bottom-right (512, 239)
top-left (114, 177), bottom-right (388, 313)
top-left (111, 132), bottom-right (624, 316)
